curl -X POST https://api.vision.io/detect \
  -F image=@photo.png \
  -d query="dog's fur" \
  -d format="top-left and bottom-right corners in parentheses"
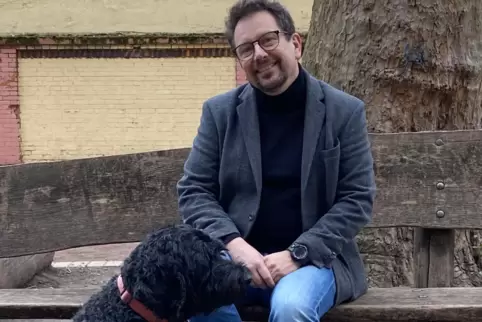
top-left (72, 224), bottom-right (251, 322)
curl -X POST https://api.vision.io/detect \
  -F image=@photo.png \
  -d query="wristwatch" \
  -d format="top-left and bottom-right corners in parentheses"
top-left (287, 243), bottom-right (309, 266)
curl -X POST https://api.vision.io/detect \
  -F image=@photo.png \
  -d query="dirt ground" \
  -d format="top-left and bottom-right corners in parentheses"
top-left (25, 266), bottom-right (119, 289)
top-left (26, 243), bottom-right (139, 289)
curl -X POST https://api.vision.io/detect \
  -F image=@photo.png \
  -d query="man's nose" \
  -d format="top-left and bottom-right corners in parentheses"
top-left (253, 42), bottom-right (268, 59)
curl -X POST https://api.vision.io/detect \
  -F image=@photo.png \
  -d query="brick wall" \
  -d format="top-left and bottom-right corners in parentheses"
top-left (236, 61), bottom-right (247, 86)
top-left (0, 48), bottom-right (21, 165)
top-left (18, 52), bottom-right (236, 161)
top-left (2, 40), bottom-right (300, 163)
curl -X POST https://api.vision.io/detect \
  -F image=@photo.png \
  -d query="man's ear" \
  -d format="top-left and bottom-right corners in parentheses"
top-left (291, 32), bottom-right (303, 60)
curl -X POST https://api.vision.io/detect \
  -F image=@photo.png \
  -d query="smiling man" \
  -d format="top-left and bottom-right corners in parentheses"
top-left (177, 0), bottom-right (376, 321)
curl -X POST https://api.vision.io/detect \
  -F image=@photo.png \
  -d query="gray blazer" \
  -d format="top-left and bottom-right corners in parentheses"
top-left (177, 67), bottom-right (376, 306)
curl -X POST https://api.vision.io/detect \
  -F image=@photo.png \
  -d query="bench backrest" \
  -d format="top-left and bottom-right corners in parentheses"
top-left (1, 129), bottom-right (481, 260)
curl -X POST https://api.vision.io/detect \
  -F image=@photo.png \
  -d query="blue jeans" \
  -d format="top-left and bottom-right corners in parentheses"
top-left (189, 256), bottom-right (336, 322)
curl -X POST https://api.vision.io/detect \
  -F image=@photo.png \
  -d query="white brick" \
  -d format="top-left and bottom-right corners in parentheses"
top-left (18, 57), bottom-right (236, 161)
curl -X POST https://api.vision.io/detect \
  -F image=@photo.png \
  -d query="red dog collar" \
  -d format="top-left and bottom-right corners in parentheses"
top-left (117, 274), bottom-right (168, 322)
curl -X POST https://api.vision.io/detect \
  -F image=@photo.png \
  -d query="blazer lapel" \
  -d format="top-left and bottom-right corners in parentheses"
top-left (301, 71), bottom-right (326, 190)
top-left (235, 69), bottom-right (326, 196)
top-left (236, 85), bottom-right (262, 195)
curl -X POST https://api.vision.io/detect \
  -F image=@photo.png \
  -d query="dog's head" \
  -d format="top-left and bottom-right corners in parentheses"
top-left (120, 224), bottom-right (251, 321)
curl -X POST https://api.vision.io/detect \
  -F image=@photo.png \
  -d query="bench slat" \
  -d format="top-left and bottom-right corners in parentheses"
top-left (0, 148), bottom-right (189, 259)
top-left (0, 287), bottom-right (481, 321)
top-left (370, 129), bottom-right (482, 230)
top-left (1, 129), bottom-right (482, 258)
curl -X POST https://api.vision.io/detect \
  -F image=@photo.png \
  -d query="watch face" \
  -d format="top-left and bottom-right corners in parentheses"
top-left (293, 245), bottom-right (307, 259)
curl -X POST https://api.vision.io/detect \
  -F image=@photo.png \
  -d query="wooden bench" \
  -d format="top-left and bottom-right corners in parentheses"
top-left (1, 129), bottom-right (482, 321)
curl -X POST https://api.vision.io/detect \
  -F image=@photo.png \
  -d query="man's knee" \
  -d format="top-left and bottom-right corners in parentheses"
top-left (270, 295), bottom-right (318, 321)
top-left (268, 266), bottom-right (336, 321)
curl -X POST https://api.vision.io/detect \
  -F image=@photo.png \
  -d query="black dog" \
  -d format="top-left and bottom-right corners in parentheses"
top-left (72, 224), bottom-right (251, 322)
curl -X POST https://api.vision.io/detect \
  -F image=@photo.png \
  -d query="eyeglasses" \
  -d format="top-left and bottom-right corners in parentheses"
top-left (233, 30), bottom-right (289, 61)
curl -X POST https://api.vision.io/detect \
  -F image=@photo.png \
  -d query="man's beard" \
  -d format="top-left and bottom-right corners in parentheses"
top-left (255, 69), bottom-right (287, 94)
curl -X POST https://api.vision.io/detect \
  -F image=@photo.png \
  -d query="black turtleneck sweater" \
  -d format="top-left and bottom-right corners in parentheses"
top-left (245, 67), bottom-right (307, 254)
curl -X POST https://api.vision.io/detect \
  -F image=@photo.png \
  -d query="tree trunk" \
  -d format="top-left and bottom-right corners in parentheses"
top-left (302, 0), bottom-right (482, 287)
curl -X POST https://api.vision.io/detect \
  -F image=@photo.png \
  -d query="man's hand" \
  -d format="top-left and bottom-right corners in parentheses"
top-left (226, 237), bottom-right (275, 289)
top-left (264, 250), bottom-right (300, 283)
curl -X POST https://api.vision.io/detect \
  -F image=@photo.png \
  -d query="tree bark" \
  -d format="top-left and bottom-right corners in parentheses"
top-left (303, 0), bottom-right (482, 287)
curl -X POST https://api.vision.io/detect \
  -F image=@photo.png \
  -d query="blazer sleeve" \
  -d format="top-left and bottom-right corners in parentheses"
top-left (176, 101), bottom-right (241, 242)
top-left (294, 101), bottom-right (376, 268)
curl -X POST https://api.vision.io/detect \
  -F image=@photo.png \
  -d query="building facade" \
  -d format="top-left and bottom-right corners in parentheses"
top-left (0, 0), bottom-right (313, 164)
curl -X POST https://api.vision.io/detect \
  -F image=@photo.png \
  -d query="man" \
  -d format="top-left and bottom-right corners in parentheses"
top-left (176, 0), bottom-right (376, 321)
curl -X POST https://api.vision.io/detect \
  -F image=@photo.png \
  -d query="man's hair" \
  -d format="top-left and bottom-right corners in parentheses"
top-left (224, 0), bottom-right (296, 48)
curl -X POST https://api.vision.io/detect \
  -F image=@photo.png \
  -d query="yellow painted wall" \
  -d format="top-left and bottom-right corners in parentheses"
top-left (0, 0), bottom-right (313, 35)
top-left (18, 57), bottom-right (235, 161)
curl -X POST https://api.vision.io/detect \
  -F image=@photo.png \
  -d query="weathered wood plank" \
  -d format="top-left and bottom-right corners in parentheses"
top-left (0, 287), bottom-right (481, 321)
top-left (413, 228), bottom-right (430, 288)
top-left (370, 129), bottom-right (482, 229)
top-left (0, 148), bottom-right (189, 259)
top-left (1, 129), bottom-right (481, 258)
top-left (427, 229), bottom-right (455, 287)
top-left (413, 229), bottom-right (455, 288)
